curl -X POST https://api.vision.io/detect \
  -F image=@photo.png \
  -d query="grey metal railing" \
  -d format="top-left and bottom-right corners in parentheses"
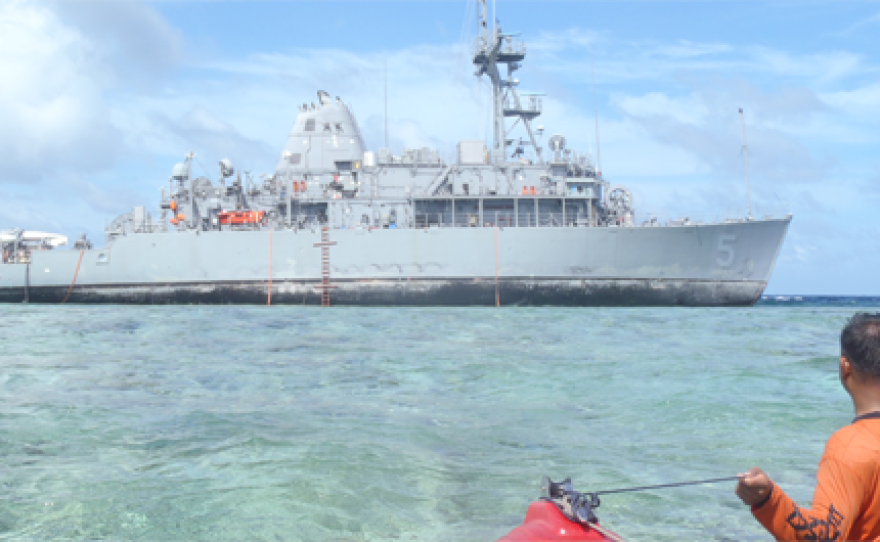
top-left (412, 211), bottom-right (590, 229)
top-left (504, 95), bottom-right (542, 114)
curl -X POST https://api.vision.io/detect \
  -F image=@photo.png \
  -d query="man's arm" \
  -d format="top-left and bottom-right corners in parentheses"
top-left (737, 461), bottom-right (862, 542)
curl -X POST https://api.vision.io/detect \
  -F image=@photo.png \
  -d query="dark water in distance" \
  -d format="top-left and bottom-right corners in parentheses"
top-left (2, 297), bottom-right (879, 541)
top-left (759, 295), bottom-right (880, 306)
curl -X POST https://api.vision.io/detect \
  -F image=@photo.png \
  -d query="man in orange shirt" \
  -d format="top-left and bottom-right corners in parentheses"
top-left (736, 313), bottom-right (880, 541)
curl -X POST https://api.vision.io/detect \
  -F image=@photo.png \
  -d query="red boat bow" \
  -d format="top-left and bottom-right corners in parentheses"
top-left (498, 500), bottom-right (620, 541)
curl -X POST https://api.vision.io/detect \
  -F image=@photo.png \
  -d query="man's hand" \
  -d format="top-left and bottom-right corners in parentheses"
top-left (736, 467), bottom-right (773, 507)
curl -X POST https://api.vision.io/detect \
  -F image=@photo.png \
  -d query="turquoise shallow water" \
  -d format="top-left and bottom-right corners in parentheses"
top-left (2, 299), bottom-right (879, 541)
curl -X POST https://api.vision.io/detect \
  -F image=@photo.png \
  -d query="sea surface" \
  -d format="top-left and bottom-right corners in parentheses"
top-left (2, 297), bottom-right (880, 541)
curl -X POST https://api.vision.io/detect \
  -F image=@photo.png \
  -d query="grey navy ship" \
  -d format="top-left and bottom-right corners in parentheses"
top-left (0, 2), bottom-right (790, 306)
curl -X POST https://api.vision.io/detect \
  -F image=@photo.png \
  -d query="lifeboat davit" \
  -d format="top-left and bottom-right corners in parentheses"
top-left (498, 478), bottom-right (623, 542)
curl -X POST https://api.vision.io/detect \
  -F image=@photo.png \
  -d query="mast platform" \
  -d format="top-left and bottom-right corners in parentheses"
top-left (472, 39), bottom-right (526, 64)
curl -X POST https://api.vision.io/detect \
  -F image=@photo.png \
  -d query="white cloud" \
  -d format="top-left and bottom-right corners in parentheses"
top-left (751, 47), bottom-right (865, 83)
top-left (614, 92), bottom-right (709, 126)
top-left (794, 243), bottom-right (817, 263)
top-left (0, 2), bottom-right (121, 181)
top-left (0, 1), bottom-right (183, 184)
top-left (834, 10), bottom-right (880, 37)
top-left (610, 82), bottom-right (829, 184)
top-left (50, 1), bottom-right (183, 81)
top-left (656, 41), bottom-right (732, 59)
top-left (147, 106), bottom-right (277, 171)
top-left (821, 82), bottom-right (880, 115)
top-left (525, 32), bottom-right (874, 88)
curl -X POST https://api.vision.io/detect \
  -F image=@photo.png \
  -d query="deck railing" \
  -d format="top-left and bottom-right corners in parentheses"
top-left (413, 212), bottom-right (592, 229)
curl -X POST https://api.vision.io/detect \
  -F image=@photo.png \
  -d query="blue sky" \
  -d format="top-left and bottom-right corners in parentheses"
top-left (1, 0), bottom-right (878, 295)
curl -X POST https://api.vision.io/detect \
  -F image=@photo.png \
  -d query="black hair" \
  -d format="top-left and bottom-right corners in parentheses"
top-left (840, 313), bottom-right (880, 379)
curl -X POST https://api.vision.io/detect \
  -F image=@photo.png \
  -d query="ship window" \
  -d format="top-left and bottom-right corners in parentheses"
top-left (335, 123), bottom-right (344, 133)
top-left (304, 119), bottom-right (315, 132)
top-left (323, 123), bottom-right (332, 133)
top-left (290, 153), bottom-right (302, 165)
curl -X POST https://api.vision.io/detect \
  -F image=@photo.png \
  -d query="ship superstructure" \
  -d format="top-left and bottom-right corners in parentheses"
top-left (0, 2), bottom-right (790, 306)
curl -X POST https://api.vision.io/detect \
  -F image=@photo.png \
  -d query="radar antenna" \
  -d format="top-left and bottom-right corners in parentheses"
top-left (548, 134), bottom-right (566, 163)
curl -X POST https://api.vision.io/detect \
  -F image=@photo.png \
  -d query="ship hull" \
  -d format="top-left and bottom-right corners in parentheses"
top-left (0, 218), bottom-right (789, 307)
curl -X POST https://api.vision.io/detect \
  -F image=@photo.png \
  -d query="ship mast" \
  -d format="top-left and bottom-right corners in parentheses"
top-left (591, 49), bottom-right (602, 179)
top-left (739, 108), bottom-right (752, 220)
top-left (473, 0), bottom-right (543, 164)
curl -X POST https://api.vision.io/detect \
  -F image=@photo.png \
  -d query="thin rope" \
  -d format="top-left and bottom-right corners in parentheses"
top-left (594, 476), bottom-right (741, 496)
top-left (194, 155), bottom-right (211, 180)
top-left (587, 520), bottom-right (627, 542)
top-left (453, 0), bottom-right (476, 88)
top-left (61, 250), bottom-right (85, 304)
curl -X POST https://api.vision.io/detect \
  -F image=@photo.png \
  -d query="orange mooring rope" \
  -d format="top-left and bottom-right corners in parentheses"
top-left (494, 226), bottom-right (500, 307)
top-left (268, 229), bottom-right (273, 306)
top-left (61, 250), bottom-right (85, 304)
